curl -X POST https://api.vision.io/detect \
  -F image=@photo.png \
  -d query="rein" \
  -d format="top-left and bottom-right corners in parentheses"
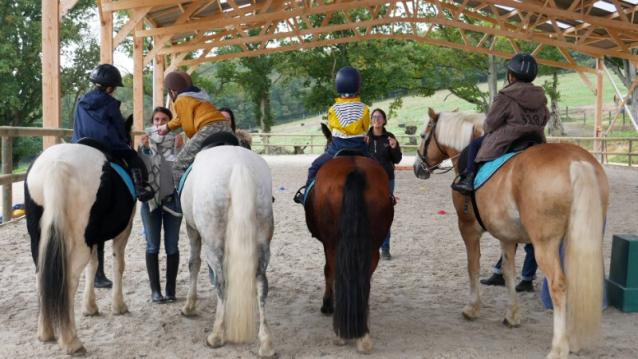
top-left (416, 121), bottom-right (459, 175)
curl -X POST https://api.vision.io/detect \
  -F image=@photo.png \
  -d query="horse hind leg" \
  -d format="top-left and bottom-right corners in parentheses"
top-left (181, 224), bottom-right (202, 317)
top-left (256, 243), bottom-right (275, 358)
top-left (205, 245), bottom-right (226, 349)
top-left (82, 245), bottom-right (99, 316)
top-left (58, 245), bottom-right (91, 355)
top-left (321, 247), bottom-right (335, 315)
top-left (500, 241), bottom-right (520, 328)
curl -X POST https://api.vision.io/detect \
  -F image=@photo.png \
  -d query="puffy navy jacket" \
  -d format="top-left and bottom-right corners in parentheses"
top-left (71, 89), bottom-right (130, 152)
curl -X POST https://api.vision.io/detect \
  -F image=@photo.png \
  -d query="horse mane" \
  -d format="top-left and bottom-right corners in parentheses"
top-left (435, 111), bottom-right (485, 151)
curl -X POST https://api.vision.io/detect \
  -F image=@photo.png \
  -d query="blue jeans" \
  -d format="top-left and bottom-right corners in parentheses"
top-left (140, 202), bottom-right (182, 255)
top-left (306, 137), bottom-right (368, 185)
top-left (381, 179), bottom-right (395, 252)
top-left (493, 243), bottom-right (537, 281)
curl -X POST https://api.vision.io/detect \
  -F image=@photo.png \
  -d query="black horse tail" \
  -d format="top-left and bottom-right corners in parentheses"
top-left (334, 170), bottom-right (371, 339)
top-left (38, 161), bottom-right (72, 334)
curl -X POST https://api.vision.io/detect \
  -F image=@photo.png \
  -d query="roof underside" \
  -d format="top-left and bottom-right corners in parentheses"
top-left (100, 0), bottom-right (638, 72)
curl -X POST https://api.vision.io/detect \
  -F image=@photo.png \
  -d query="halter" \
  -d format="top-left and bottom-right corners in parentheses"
top-left (415, 120), bottom-right (457, 175)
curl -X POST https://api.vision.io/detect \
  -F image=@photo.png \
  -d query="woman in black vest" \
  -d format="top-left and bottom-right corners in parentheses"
top-left (366, 108), bottom-right (402, 259)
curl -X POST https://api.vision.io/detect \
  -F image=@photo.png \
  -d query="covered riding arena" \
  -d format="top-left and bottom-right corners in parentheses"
top-left (2, 0), bottom-right (638, 357)
top-left (1, 157), bottom-right (638, 357)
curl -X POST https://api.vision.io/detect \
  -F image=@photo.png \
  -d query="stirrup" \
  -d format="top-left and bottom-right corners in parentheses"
top-left (293, 186), bottom-right (306, 204)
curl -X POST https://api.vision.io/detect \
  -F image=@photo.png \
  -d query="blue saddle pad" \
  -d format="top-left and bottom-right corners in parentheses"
top-left (474, 152), bottom-right (521, 190)
top-left (109, 163), bottom-right (136, 200)
top-left (177, 164), bottom-right (194, 196)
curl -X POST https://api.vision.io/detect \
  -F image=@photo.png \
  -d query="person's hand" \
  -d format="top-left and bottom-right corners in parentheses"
top-left (388, 137), bottom-right (397, 149)
top-left (157, 124), bottom-right (170, 136)
top-left (140, 134), bottom-right (150, 148)
top-left (364, 135), bottom-right (370, 144)
top-left (175, 133), bottom-right (184, 149)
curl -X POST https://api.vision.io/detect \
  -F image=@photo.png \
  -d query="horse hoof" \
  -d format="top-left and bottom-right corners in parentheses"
top-left (356, 334), bottom-right (373, 354)
top-left (70, 346), bottom-right (87, 357)
top-left (333, 337), bottom-right (347, 346)
top-left (82, 307), bottom-right (99, 317)
top-left (206, 334), bottom-right (224, 348)
top-left (180, 308), bottom-right (196, 317)
top-left (65, 340), bottom-right (86, 356)
top-left (38, 334), bottom-right (55, 343)
top-left (502, 317), bottom-right (520, 328)
top-left (258, 346), bottom-right (276, 358)
top-left (112, 304), bottom-right (129, 315)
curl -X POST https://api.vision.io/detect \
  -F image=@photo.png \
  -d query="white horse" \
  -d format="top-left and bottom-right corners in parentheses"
top-left (25, 143), bottom-right (136, 354)
top-left (179, 145), bottom-right (275, 357)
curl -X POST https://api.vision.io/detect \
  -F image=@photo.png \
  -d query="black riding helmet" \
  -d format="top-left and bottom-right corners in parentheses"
top-left (335, 66), bottom-right (361, 96)
top-left (89, 64), bottom-right (124, 87)
top-left (507, 53), bottom-right (538, 83)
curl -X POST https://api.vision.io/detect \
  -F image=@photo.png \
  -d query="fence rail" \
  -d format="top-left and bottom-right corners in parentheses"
top-left (1, 126), bottom-right (637, 223)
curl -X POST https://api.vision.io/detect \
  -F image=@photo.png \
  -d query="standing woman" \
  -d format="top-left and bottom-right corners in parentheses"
top-left (366, 108), bottom-right (402, 260)
top-left (138, 107), bottom-right (184, 303)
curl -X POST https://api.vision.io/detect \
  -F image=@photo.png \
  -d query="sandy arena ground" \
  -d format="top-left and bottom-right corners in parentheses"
top-left (1, 155), bottom-right (637, 358)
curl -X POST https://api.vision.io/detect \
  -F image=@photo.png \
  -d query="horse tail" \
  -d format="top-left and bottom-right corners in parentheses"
top-left (565, 160), bottom-right (605, 351)
top-left (38, 160), bottom-right (73, 334)
top-left (224, 162), bottom-right (258, 343)
top-left (334, 170), bottom-right (371, 339)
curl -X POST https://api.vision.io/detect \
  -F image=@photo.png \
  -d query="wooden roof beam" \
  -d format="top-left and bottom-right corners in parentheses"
top-left (60, 0), bottom-right (80, 18)
top-left (114, 8), bottom-right (152, 46)
top-left (103, 0), bottom-right (194, 12)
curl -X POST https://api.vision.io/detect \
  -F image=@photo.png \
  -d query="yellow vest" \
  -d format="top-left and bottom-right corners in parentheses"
top-left (327, 97), bottom-right (370, 138)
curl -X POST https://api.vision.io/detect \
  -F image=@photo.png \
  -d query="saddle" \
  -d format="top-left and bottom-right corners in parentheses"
top-left (333, 148), bottom-right (367, 158)
top-left (200, 131), bottom-right (239, 150)
top-left (76, 138), bottom-right (136, 200)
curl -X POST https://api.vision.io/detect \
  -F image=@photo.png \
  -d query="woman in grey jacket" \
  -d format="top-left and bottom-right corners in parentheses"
top-left (138, 107), bottom-right (184, 303)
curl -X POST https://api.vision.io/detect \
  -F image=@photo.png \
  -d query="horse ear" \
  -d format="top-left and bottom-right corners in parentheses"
top-left (428, 107), bottom-right (439, 121)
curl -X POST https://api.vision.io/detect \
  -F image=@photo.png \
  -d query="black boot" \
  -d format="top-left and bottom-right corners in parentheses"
top-left (95, 242), bottom-right (113, 289)
top-left (480, 273), bottom-right (505, 286)
top-left (146, 253), bottom-right (164, 303)
top-left (293, 185), bottom-right (306, 204)
top-left (132, 168), bottom-right (155, 202)
top-left (515, 280), bottom-right (534, 292)
top-left (165, 253), bottom-right (179, 302)
top-left (451, 171), bottom-right (475, 195)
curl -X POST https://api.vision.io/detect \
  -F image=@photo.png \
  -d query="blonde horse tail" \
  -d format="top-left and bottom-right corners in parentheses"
top-left (38, 161), bottom-right (73, 334)
top-left (224, 162), bottom-right (258, 343)
top-left (566, 160), bottom-right (605, 351)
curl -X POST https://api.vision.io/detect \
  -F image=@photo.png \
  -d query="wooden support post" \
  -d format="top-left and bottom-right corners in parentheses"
top-left (42, 0), bottom-right (61, 149)
top-left (2, 137), bottom-right (12, 223)
top-left (100, 0), bottom-right (113, 64)
top-left (134, 22), bottom-right (145, 136)
top-left (594, 58), bottom-right (604, 162)
top-left (153, 54), bottom-right (165, 107)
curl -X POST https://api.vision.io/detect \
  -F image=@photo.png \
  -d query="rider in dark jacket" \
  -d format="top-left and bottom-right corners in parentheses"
top-left (72, 64), bottom-right (154, 202)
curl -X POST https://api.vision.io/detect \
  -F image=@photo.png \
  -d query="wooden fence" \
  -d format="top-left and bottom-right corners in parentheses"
top-left (1, 126), bottom-right (637, 223)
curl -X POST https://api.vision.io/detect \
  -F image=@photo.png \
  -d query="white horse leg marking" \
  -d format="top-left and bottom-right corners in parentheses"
top-left (356, 333), bottom-right (373, 354)
top-left (500, 241), bottom-right (520, 327)
top-left (460, 225), bottom-right (482, 320)
top-left (37, 308), bottom-right (55, 342)
top-left (180, 224), bottom-right (202, 317)
top-left (256, 244), bottom-right (274, 358)
top-left (82, 245), bottom-right (99, 316)
top-left (111, 218), bottom-right (133, 315)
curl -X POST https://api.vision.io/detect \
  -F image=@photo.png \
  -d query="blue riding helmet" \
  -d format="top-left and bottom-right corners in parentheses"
top-left (507, 53), bottom-right (538, 83)
top-left (335, 66), bottom-right (361, 96)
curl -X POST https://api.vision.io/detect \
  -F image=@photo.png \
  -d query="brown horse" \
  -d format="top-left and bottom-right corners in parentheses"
top-left (413, 109), bottom-right (608, 359)
top-left (304, 130), bottom-right (393, 353)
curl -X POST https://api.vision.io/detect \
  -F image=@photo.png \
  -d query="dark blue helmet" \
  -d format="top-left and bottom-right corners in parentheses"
top-left (335, 66), bottom-right (361, 96)
top-left (89, 64), bottom-right (124, 87)
top-left (507, 53), bottom-right (538, 83)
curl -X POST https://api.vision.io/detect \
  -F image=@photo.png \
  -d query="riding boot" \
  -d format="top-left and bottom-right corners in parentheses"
top-left (515, 279), bottom-right (534, 292)
top-left (165, 253), bottom-right (179, 302)
top-left (145, 253), bottom-right (164, 303)
top-left (131, 168), bottom-right (155, 202)
top-left (95, 243), bottom-right (113, 289)
top-left (451, 171), bottom-right (475, 195)
top-left (480, 273), bottom-right (505, 286)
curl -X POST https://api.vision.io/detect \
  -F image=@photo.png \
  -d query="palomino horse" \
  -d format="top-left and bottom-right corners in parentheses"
top-left (304, 128), bottom-right (394, 353)
top-left (179, 145), bottom-right (275, 357)
top-left (413, 109), bottom-right (608, 358)
top-left (25, 119), bottom-right (136, 354)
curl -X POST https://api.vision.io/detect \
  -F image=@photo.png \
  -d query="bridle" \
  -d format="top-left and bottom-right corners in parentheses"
top-left (415, 120), bottom-right (458, 175)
